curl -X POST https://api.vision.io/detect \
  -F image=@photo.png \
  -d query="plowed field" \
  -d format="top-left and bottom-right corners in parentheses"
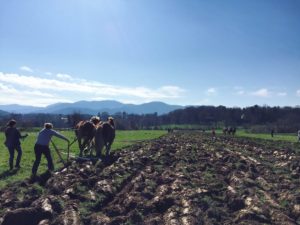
top-left (1, 131), bottom-right (300, 225)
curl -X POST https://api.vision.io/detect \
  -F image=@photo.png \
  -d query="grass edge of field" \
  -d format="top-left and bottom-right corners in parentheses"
top-left (0, 130), bottom-right (167, 189)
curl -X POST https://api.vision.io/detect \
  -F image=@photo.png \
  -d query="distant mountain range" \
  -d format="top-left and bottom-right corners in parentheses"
top-left (0, 109), bottom-right (9, 116)
top-left (0, 100), bottom-right (184, 115)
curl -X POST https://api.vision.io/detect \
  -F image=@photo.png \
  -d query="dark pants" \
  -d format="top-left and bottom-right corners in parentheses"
top-left (7, 145), bottom-right (22, 169)
top-left (32, 144), bottom-right (54, 175)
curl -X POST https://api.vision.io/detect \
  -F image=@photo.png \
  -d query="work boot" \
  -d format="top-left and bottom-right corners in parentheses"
top-left (29, 173), bottom-right (37, 183)
top-left (9, 162), bottom-right (13, 170)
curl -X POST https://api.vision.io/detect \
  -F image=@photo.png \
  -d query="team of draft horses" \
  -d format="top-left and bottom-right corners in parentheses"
top-left (3, 116), bottom-right (115, 179)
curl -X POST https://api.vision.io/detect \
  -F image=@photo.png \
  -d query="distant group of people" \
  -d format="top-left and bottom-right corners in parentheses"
top-left (4, 119), bottom-right (69, 179)
top-left (211, 127), bottom-right (300, 142)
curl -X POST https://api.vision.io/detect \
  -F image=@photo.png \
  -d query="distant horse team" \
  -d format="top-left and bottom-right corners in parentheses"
top-left (75, 116), bottom-right (115, 158)
top-left (223, 127), bottom-right (236, 136)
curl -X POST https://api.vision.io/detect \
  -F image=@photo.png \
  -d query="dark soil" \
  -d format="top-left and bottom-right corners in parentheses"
top-left (1, 131), bottom-right (300, 225)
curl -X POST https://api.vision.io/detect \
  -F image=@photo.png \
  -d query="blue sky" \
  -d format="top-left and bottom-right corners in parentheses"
top-left (0, 0), bottom-right (299, 107)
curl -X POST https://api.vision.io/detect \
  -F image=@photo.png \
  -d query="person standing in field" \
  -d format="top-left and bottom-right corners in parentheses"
top-left (271, 129), bottom-right (274, 138)
top-left (212, 128), bottom-right (216, 140)
top-left (212, 128), bottom-right (216, 136)
top-left (31, 123), bottom-right (69, 178)
top-left (4, 119), bottom-right (28, 170)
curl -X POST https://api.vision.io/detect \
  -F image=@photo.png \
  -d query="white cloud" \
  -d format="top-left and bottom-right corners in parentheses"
top-left (0, 82), bottom-right (54, 98)
top-left (206, 87), bottom-right (217, 96)
top-left (251, 88), bottom-right (271, 97)
top-left (277, 92), bottom-right (287, 97)
top-left (297, 90), bottom-right (300, 97)
top-left (0, 72), bottom-right (185, 106)
top-left (236, 90), bottom-right (245, 95)
top-left (233, 86), bottom-right (245, 95)
top-left (0, 82), bottom-right (69, 106)
top-left (56, 73), bottom-right (73, 81)
top-left (155, 86), bottom-right (185, 98)
top-left (235, 88), bottom-right (287, 98)
top-left (45, 72), bottom-right (52, 75)
top-left (20, 66), bottom-right (33, 72)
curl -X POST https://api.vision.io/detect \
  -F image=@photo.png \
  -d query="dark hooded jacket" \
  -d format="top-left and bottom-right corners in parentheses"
top-left (4, 127), bottom-right (22, 147)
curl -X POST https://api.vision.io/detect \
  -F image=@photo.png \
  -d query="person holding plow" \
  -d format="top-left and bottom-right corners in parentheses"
top-left (31, 123), bottom-right (69, 179)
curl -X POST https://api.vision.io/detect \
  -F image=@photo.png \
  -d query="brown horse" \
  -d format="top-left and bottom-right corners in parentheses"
top-left (75, 117), bottom-right (115, 158)
top-left (94, 117), bottom-right (115, 158)
top-left (75, 116), bottom-right (100, 157)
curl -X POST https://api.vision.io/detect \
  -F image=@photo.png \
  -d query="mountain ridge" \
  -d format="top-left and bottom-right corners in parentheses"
top-left (0, 100), bottom-right (183, 115)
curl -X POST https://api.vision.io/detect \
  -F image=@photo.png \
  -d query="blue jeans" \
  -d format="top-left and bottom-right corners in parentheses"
top-left (7, 145), bottom-right (22, 169)
top-left (32, 144), bottom-right (54, 175)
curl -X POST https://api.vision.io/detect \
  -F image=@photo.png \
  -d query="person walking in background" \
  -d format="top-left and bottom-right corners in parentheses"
top-left (4, 119), bottom-right (28, 170)
top-left (212, 128), bottom-right (216, 140)
top-left (31, 123), bottom-right (69, 178)
top-left (212, 128), bottom-right (216, 136)
top-left (271, 129), bottom-right (274, 138)
top-left (298, 130), bottom-right (300, 142)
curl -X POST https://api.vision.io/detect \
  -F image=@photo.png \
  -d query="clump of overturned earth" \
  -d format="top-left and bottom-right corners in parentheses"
top-left (0, 131), bottom-right (300, 225)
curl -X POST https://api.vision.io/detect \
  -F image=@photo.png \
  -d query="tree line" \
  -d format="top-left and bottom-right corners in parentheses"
top-left (0, 105), bottom-right (300, 133)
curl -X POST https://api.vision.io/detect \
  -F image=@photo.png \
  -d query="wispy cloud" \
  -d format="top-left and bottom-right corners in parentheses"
top-left (56, 73), bottom-right (73, 81)
top-left (0, 83), bottom-right (53, 98)
top-left (206, 87), bottom-right (217, 96)
top-left (0, 72), bottom-right (185, 106)
top-left (250, 88), bottom-right (271, 97)
top-left (234, 87), bottom-right (288, 98)
top-left (0, 82), bottom-right (69, 106)
top-left (297, 90), bottom-right (300, 97)
top-left (234, 86), bottom-right (245, 95)
top-left (236, 90), bottom-right (245, 95)
top-left (20, 66), bottom-right (34, 72)
top-left (277, 92), bottom-right (287, 97)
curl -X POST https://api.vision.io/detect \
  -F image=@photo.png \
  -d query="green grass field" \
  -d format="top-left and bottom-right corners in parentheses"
top-left (236, 130), bottom-right (299, 142)
top-left (208, 128), bottom-right (299, 142)
top-left (0, 128), bottom-right (299, 188)
top-left (0, 130), bottom-right (166, 188)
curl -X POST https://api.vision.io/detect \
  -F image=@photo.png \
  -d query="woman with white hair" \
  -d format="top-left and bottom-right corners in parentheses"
top-left (31, 123), bottom-right (69, 178)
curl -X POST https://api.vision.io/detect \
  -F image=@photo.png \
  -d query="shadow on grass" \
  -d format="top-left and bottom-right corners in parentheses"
top-left (0, 169), bottom-right (19, 179)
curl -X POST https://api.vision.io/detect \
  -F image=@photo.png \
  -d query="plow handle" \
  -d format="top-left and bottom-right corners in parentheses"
top-left (67, 137), bottom-right (77, 162)
top-left (51, 140), bottom-right (66, 166)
